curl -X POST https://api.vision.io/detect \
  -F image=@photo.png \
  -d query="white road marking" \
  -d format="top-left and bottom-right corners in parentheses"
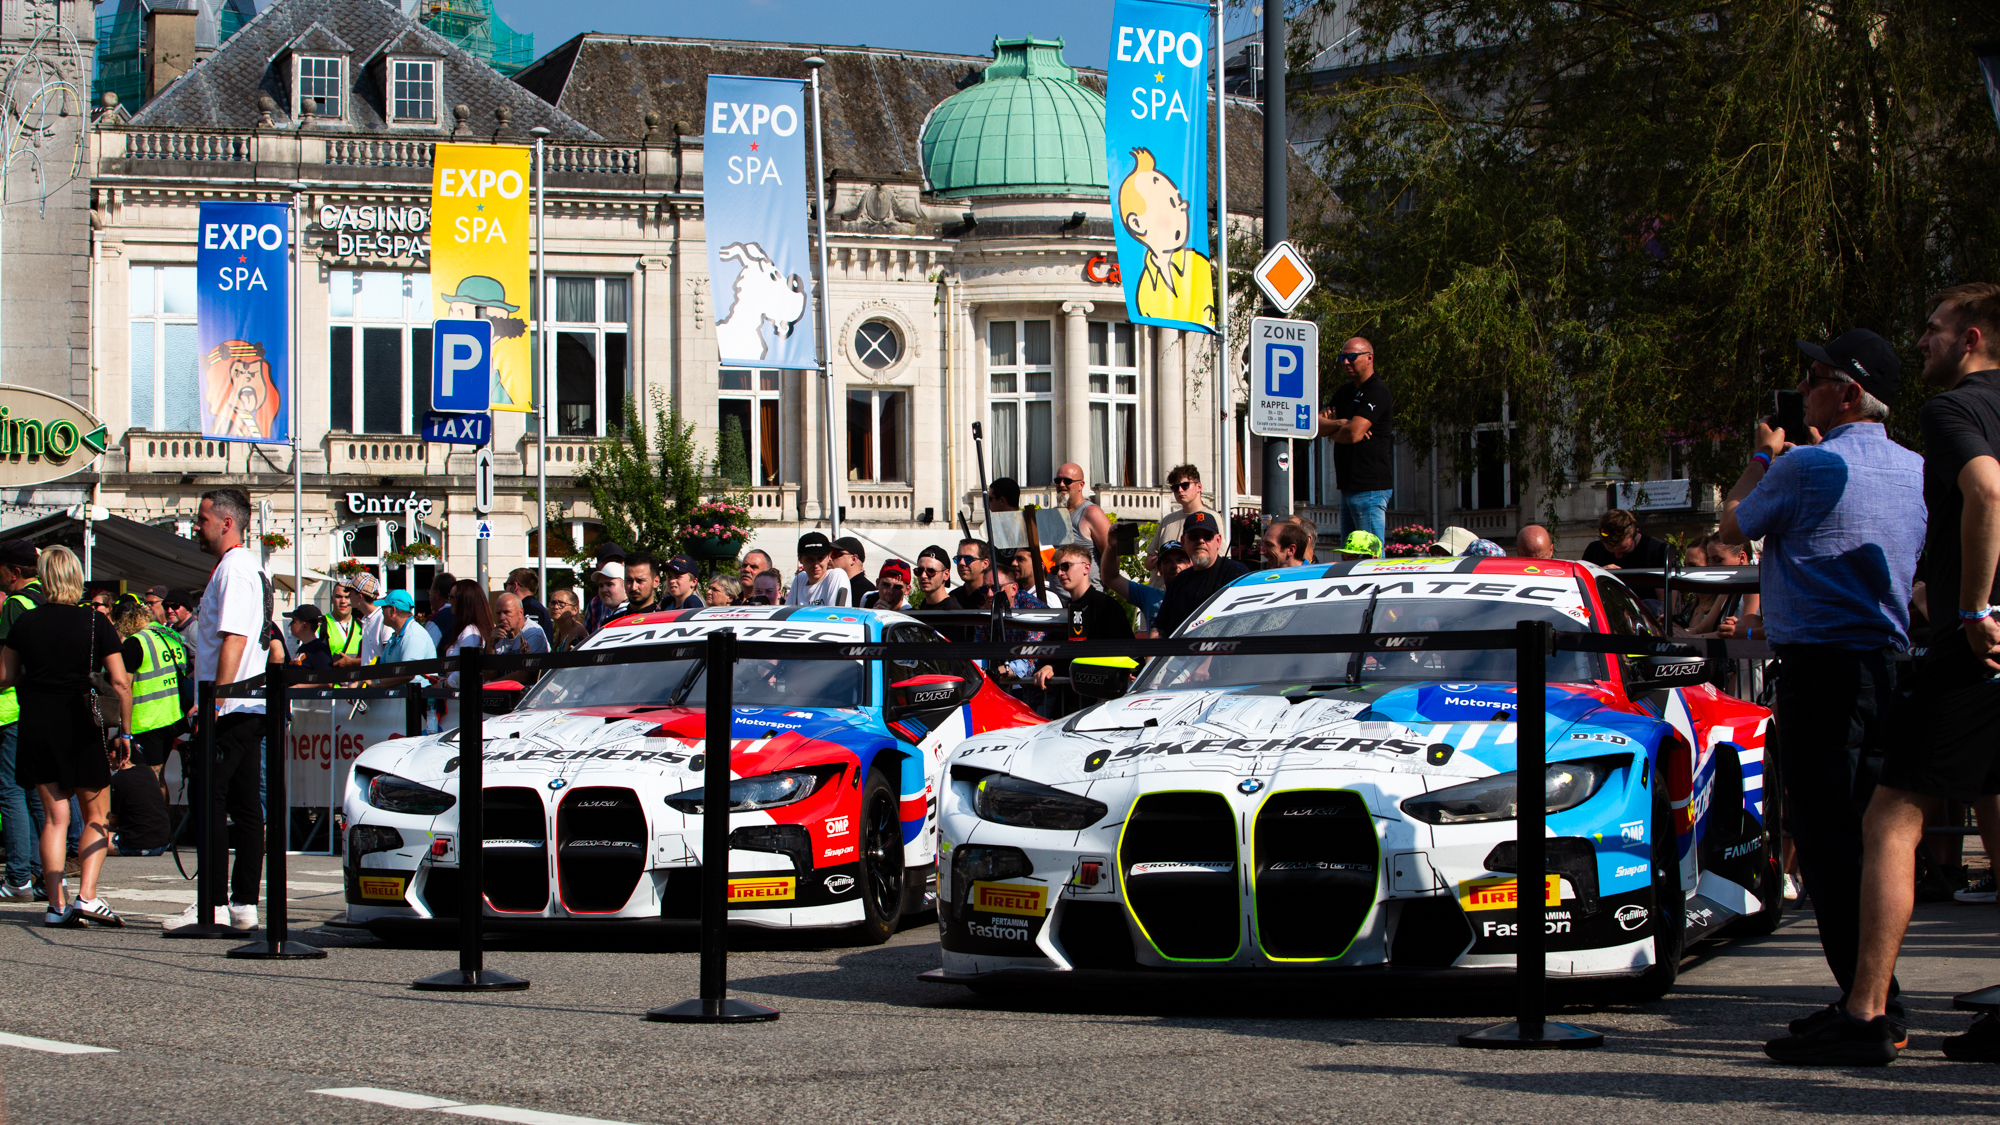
top-left (312, 1087), bottom-right (647, 1124)
top-left (0, 1030), bottom-right (117, 1055)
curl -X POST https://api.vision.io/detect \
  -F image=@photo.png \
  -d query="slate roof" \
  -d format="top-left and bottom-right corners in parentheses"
top-left (129, 0), bottom-right (596, 139)
top-left (515, 34), bottom-right (1301, 215)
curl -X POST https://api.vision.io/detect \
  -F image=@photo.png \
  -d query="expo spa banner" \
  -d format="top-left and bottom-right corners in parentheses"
top-left (704, 74), bottom-right (820, 369)
top-left (431, 143), bottom-right (533, 411)
top-left (1105, 0), bottom-right (1215, 334)
top-left (195, 201), bottom-right (291, 443)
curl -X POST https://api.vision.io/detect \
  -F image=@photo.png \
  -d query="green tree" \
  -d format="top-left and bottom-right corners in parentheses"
top-left (716, 414), bottom-right (751, 487)
top-left (1292, 0), bottom-right (2000, 507)
top-left (573, 390), bottom-right (706, 559)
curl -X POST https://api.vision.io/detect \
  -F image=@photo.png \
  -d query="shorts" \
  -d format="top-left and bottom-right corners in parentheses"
top-left (1882, 636), bottom-right (2000, 801)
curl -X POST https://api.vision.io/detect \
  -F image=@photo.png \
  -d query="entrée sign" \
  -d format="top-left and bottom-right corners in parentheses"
top-left (314, 204), bottom-right (431, 261)
top-left (345, 492), bottom-right (435, 518)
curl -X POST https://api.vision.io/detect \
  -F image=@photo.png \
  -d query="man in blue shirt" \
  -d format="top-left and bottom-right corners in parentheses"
top-left (1723, 329), bottom-right (1925, 1058)
top-left (369, 590), bottom-right (438, 687)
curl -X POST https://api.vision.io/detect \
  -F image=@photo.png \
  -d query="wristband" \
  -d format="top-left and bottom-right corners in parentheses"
top-left (1749, 451), bottom-right (1772, 470)
top-left (1961, 606), bottom-right (1993, 621)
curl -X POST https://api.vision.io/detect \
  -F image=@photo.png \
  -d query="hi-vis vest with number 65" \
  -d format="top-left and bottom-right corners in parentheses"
top-left (130, 625), bottom-right (186, 735)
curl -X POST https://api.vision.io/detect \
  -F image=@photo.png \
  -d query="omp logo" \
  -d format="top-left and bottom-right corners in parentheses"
top-left (357, 876), bottom-right (407, 901)
top-left (1620, 820), bottom-right (1645, 843)
top-left (1128, 861), bottom-right (1233, 876)
top-left (1458, 875), bottom-right (1561, 912)
top-left (823, 815), bottom-right (851, 837)
top-left (1616, 904), bottom-right (1650, 931)
top-left (1615, 864), bottom-right (1648, 878)
top-left (727, 877), bottom-right (796, 903)
top-left (970, 881), bottom-right (1049, 917)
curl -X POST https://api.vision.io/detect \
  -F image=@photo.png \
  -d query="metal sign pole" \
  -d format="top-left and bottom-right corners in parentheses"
top-left (1460, 619), bottom-right (1603, 1049)
top-left (651, 628), bottom-right (778, 1022)
top-left (413, 646), bottom-right (527, 991)
top-left (163, 680), bottom-right (237, 938)
top-left (230, 665), bottom-right (323, 959)
top-left (804, 57), bottom-right (842, 539)
top-left (1211, 2), bottom-right (1232, 538)
top-left (530, 126), bottom-right (549, 603)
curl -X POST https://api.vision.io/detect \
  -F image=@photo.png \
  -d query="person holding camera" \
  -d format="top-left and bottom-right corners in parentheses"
top-left (1719, 330), bottom-right (1926, 1061)
top-left (0, 546), bottom-right (134, 926)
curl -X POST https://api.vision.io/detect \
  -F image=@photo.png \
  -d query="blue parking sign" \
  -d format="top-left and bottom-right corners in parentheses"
top-left (432, 318), bottom-right (492, 412)
top-left (1248, 316), bottom-right (1319, 439)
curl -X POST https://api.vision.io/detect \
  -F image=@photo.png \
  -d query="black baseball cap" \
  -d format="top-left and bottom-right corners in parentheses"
top-left (664, 555), bottom-right (698, 576)
top-left (0, 540), bottom-right (35, 569)
top-left (1180, 511), bottom-right (1222, 539)
top-left (1796, 330), bottom-right (1902, 406)
top-left (833, 536), bottom-right (865, 562)
top-left (285, 604), bottom-right (325, 625)
top-left (797, 531), bottom-right (832, 556)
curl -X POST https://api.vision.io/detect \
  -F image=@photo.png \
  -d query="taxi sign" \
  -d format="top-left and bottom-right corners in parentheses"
top-left (1252, 240), bottom-right (1316, 313)
top-left (1248, 316), bottom-right (1319, 439)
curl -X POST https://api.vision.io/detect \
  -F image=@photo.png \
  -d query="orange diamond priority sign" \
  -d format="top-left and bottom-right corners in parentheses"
top-left (1252, 240), bottom-right (1316, 313)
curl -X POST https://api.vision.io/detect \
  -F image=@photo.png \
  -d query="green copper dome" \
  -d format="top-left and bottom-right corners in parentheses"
top-left (921, 37), bottom-right (1106, 199)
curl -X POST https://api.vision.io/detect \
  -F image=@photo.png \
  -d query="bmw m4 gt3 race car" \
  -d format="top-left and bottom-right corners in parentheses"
top-left (927, 556), bottom-right (1780, 994)
top-left (342, 606), bottom-right (1042, 942)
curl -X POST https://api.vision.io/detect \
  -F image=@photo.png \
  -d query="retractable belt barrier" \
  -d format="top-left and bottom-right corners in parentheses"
top-left (200, 620), bottom-right (1728, 1034)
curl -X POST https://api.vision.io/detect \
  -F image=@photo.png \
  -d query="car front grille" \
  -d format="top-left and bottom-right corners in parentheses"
top-left (1118, 791), bottom-right (1240, 960)
top-left (1252, 789), bottom-right (1380, 959)
top-left (482, 787), bottom-right (550, 913)
top-left (555, 787), bottom-right (647, 913)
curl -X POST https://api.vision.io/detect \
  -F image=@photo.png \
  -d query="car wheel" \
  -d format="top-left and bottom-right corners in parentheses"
top-left (1626, 779), bottom-right (1685, 1001)
top-left (852, 767), bottom-right (905, 945)
top-left (1733, 726), bottom-right (1786, 937)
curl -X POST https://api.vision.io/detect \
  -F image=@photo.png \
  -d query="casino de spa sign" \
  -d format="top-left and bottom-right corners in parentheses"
top-left (0, 384), bottom-right (108, 488)
top-left (315, 202), bottom-right (431, 262)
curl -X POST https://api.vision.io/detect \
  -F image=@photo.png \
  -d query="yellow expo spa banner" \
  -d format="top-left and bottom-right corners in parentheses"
top-left (431, 144), bottom-right (532, 412)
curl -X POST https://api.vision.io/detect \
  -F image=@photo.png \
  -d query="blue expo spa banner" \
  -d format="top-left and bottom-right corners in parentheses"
top-left (1106, 0), bottom-right (1214, 334)
top-left (196, 201), bottom-right (290, 443)
top-left (704, 75), bottom-right (818, 369)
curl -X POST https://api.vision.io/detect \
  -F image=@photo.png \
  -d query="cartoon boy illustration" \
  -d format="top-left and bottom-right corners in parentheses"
top-left (439, 275), bottom-right (529, 405)
top-left (1117, 148), bottom-right (1215, 329)
top-left (203, 340), bottom-right (281, 440)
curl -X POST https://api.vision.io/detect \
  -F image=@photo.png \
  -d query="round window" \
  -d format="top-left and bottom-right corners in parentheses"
top-left (854, 320), bottom-right (902, 369)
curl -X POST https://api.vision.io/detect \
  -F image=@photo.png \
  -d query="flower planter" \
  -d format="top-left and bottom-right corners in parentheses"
top-left (685, 535), bottom-right (744, 561)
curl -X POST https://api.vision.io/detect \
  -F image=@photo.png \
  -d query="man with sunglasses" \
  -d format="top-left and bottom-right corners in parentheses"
top-left (913, 546), bottom-right (957, 609)
top-left (1319, 337), bottom-right (1396, 542)
top-left (1055, 462), bottom-right (1111, 589)
top-left (1146, 464), bottom-right (1224, 584)
top-left (1156, 510), bottom-right (1250, 637)
top-left (787, 532), bottom-right (852, 608)
top-left (1034, 543), bottom-right (1135, 713)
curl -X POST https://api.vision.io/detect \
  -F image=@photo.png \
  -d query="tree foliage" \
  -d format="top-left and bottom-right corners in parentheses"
top-left (572, 390), bottom-right (705, 560)
top-left (1291, 0), bottom-right (2000, 505)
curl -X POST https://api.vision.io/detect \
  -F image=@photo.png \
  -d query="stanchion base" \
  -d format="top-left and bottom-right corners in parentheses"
top-left (1459, 1020), bottom-right (1605, 1050)
top-left (161, 924), bottom-right (243, 940)
top-left (410, 969), bottom-right (531, 992)
top-left (225, 936), bottom-right (328, 960)
top-left (1954, 985), bottom-right (2000, 1012)
top-left (646, 997), bottom-right (780, 1023)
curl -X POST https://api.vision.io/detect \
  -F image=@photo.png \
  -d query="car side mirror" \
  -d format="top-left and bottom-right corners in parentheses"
top-left (1070, 657), bottom-right (1135, 700)
top-left (888, 674), bottom-right (967, 716)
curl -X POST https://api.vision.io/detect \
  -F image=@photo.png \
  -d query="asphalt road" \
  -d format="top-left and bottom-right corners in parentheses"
top-left (0, 852), bottom-right (1995, 1125)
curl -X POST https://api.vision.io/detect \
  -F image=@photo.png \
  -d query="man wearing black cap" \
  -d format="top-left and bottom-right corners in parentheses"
top-left (1719, 329), bottom-right (1927, 1064)
top-left (1155, 511), bottom-right (1250, 637)
top-left (831, 536), bottom-right (875, 606)
top-left (283, 605), bottom-right (335, 671)
top-left (788, 532), bottom-right (852, 607)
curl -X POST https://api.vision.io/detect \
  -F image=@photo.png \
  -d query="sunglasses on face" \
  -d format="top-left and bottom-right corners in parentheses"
top-left (954, 554), bottom-right (982, 565)
top-left (1183, 530), bottom-right (1218, 542)
top-left (1052, 561), bottom-right (1085, 573)
top-left (919, 566), bottom-right (947, 577)
top-left (1170, 480), bottom-right (1196, 492)
top-left (1339, 352), bottom-right (1372, 363)
top-left (1052, 476), bottom-right (1078, 488)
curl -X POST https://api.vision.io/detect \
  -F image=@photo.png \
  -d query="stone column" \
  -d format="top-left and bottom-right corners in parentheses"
top-left (1061, 301), bottom-right (1093, 482)
top-left (799, 367), bottom-right (821, 521)
top-left (1158, 327), bottom-right (1186, 479)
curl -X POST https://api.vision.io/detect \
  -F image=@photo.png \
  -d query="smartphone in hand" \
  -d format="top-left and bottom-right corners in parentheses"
top-left (1771, 390), bottom-right (1812, 445)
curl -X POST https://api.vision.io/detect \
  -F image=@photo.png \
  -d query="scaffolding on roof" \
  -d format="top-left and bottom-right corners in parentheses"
top-left (418, 0), bottom-right (534, 76)
top-left (91, 1), bottom-right (249, 112)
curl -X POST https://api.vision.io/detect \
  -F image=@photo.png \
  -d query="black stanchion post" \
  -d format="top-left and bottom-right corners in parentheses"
top-left (1460, 620), bottom-right (1604, 1050)
top-left (229, 665), bottom-right (323, 959)
top-left (165, 680), bottom-right (237, 939)
top-left (649, 629), bottom-right (778, 1023)
top-left (413, 646), bottom-right (528, 992)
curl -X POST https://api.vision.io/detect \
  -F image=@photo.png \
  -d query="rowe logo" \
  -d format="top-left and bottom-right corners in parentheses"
top-left (1458, 875), bottom-right (1561, 912)
top-left (970, 881), bottom-right (1049, 918)
top-left (726, 877), bottom-right (796, 903)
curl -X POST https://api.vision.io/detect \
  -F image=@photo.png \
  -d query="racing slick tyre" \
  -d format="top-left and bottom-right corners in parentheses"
top-left (851, 767), bottom-right (905, 945)
top-left (1624, 781), bottom-right (1686, 1001)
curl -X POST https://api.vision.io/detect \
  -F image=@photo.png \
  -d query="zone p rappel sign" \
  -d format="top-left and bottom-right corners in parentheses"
top-left (1249, 316), bottom-right (1319, 440)
top-left (1252, 240), bottom-right (1316, 314)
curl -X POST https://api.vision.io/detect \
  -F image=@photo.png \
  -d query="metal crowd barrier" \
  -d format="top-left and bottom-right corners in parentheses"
top-left (200, 621), bottom-right (1719, 1042)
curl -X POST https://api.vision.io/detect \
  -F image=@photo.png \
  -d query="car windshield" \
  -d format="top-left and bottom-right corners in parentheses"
top-left (1132, 592), bottom-right (1604, 692)
top-left (518, 657), bottom-right (868, 711)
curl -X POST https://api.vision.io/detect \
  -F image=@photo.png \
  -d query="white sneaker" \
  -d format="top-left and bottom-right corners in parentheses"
top-left (161, 903), bottom-right (229, 931)
top-left (229, 903), bottom-right (258, 931)
top-left (71, 897), bottom-right (123, 927)
top-left (1781, 874), bottom-right (1801, 901)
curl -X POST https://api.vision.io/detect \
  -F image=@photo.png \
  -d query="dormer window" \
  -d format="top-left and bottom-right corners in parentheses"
top-left (391, 58), bottom-right (437, 123)
top-left (296, 54), bottom-right (343, 118)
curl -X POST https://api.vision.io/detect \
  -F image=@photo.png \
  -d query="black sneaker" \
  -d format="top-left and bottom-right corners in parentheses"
top-left (1790, 1001), bottom-right (1909, 1049)
top-left (1942, 1013), bottom-right (2000, 1063)
top-left (1765, 1006), bottom-right (1901, 1066)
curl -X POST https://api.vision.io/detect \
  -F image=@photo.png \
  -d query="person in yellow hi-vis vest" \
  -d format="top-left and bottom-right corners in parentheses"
top-left (323, 582), bottom-right (366, 663)
top-left (116, 601), bottom-right (188, 788)
top-left (0, 540), bottom-right (45, 900)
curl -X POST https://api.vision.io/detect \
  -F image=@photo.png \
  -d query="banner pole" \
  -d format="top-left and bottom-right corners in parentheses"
top-left (531, 127), bottom-right (549, 604)
top-left (1213, 1), bottom-right (1232, 539)
top-left (804, 57), bottom-right (842, 539)
top-left (650, 628), bottom-right (777, 1022)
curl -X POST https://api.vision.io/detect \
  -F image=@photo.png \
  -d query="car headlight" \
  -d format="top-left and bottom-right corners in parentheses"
top-left (1399, 756), bottom-right (1625, 825)
top-left (667, 768), bottom-right (830, 814)
top-left (973, 773), bottom-right (1107, 831)
top-left (356, 767), bottom-right (456, 816)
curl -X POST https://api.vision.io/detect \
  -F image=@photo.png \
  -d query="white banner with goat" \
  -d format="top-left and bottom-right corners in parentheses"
top-left (704, 75), bottom-right (818, 369)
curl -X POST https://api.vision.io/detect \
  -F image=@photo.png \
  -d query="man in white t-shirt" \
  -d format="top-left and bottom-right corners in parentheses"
top-left (787, 532), bottom-right (851, 607)
top-left (332, 571), bottom-right (389, 668)
top-left (163, 488), bottom-right (270, 933)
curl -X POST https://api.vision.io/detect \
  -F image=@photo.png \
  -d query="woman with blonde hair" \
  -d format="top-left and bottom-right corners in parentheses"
top-left (0, 545), bottom-right (133, 926)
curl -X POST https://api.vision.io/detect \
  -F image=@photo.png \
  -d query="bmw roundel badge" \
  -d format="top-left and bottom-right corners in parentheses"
top-left (548, 778), bottom-right (567, 791)
top-left (1238, 778), bottom-right (1263, 794)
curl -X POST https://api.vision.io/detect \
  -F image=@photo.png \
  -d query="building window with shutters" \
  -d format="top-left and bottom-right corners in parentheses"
top-left (1086, 320), bottom-right (1139, 488)
top-left (846, 388), bottom-right (906, 482)
top-left (718, 369), bottom-right (784, 487)
top-left (127, 265), bottom-right (200, 434)
top-left (545, 276), bottom-right (630, 437)
top-left (328, 270), bottom-right (431, 435)
top-left (986, 319), bottom-right (1053, 487)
